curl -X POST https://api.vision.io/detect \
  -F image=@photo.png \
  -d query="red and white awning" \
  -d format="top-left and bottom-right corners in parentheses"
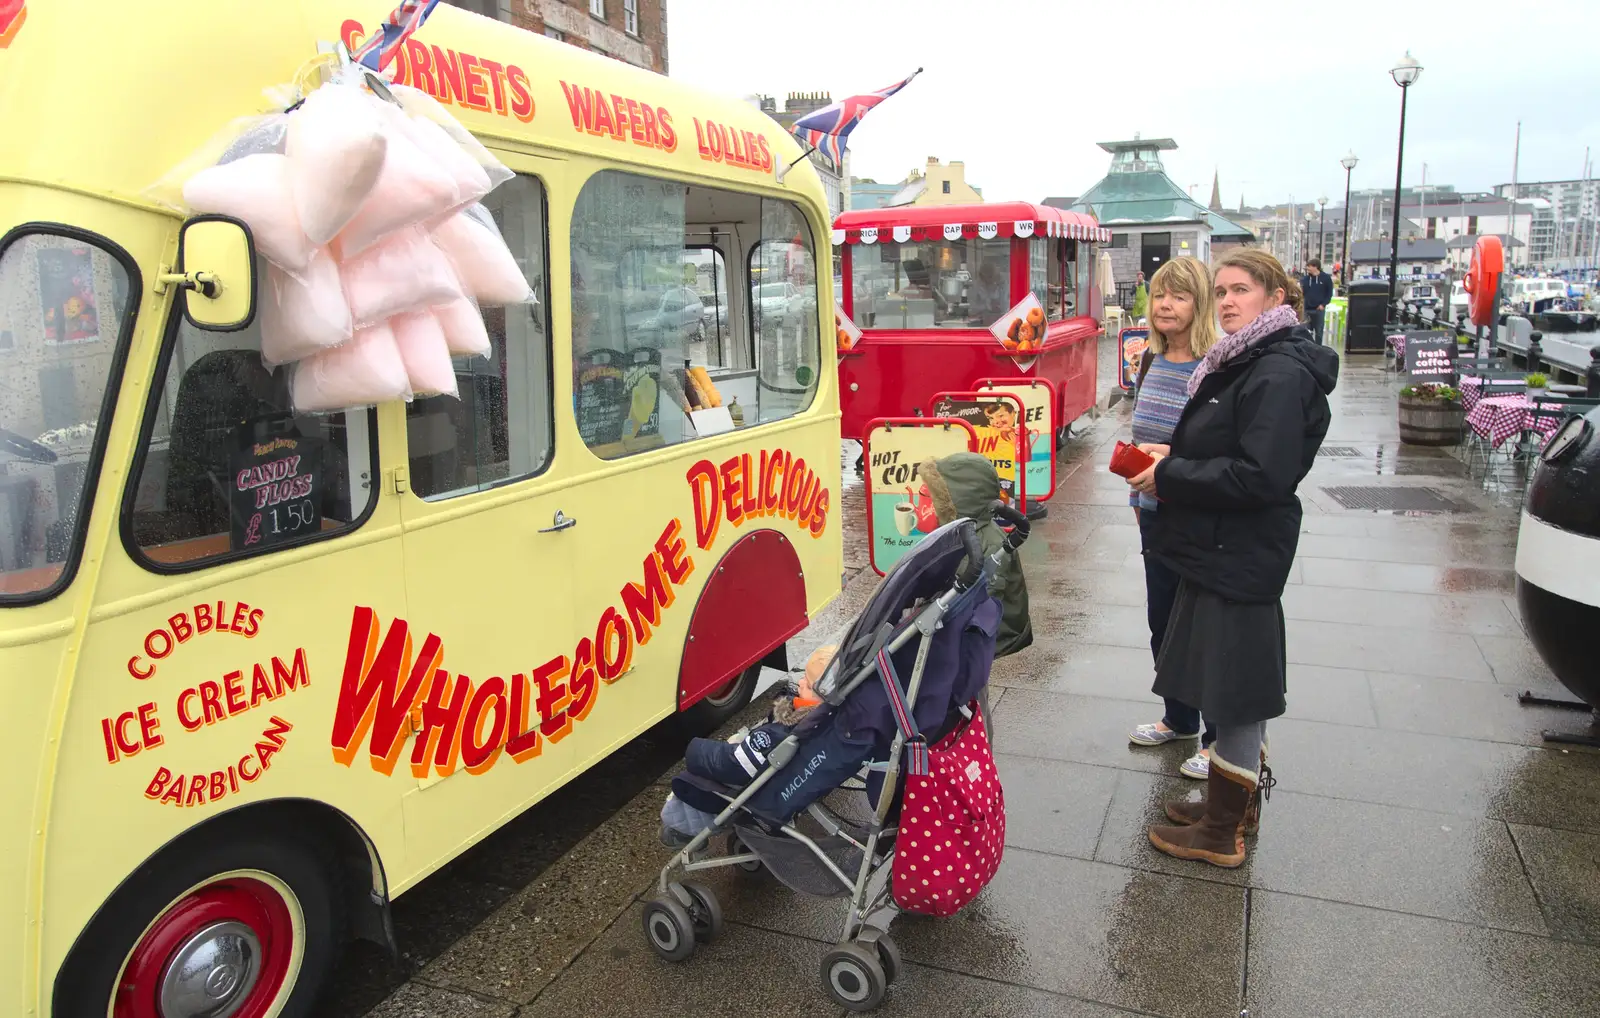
top-left (831, 220), bottom-right (1112, 246)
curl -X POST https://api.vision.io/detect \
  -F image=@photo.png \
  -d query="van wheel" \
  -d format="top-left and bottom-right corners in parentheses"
top-left (676, 662), bottom-right (761, 735)
top-left (56, 833), bottom-right (343, 1018)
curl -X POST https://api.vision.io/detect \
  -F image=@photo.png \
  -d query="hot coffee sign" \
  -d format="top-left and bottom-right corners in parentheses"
top-left (861, 417), bottom-right (977, 575)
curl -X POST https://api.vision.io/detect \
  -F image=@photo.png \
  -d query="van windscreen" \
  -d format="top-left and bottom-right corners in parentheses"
top-left (0, 231), bottom-right (135, 600)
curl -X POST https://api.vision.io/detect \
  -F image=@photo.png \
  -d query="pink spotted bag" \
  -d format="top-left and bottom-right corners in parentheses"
top-left (890, 701), bottom-right (1006, 916)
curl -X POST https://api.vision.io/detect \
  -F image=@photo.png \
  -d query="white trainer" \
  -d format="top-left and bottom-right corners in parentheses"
top-left (1128, 722), bottom-right (1199, 747)
top-left (1180, 748), bottom-right (1210, 780)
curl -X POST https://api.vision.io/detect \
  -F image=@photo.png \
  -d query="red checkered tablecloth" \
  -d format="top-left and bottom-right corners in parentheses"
top-left (1466, 394), bottom-right (1568, 449)
top-left (1458, 376), bottom-right (1526, 412)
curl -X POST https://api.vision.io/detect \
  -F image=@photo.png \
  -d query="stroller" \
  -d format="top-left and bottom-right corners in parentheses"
top-left (644, 505), bottom-right (1029, 1011)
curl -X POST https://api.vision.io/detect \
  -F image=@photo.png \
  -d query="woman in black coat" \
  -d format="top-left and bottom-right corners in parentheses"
top-left (1124, 248), bottom-right (1339, 868)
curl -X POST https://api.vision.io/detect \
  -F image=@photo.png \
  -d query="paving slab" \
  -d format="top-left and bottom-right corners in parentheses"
top-left (1509, 824), bottom-right (1600, 944)
top-left (1279, 582), bottom-right (1525, 637)
top-left (1368, 670), bottom-right (1587, 746)
top-left (1094, 769), bottom-right (1546, 933)
top-left (362, 983), bottom-right (519, 1018)
top-left (1244, 891), bottom-right (1600, 1018)
top-left (992, 755), bottom-right (1119, 861)
top-left (1298, 556), bottom-right (1516, 597)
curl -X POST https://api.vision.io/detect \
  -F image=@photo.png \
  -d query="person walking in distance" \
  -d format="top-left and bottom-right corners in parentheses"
top-left (1301, 258), bottom-right (1334, 345)
top-left (1124, 248), bottom-right (1339, 868)
top-left (1124, 258), bottom-right (1218, 780)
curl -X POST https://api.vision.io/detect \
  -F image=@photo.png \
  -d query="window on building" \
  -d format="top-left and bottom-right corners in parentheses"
top-left (1468, 215), bottom-right (1479, 234)
top-left (126, 286), bottom-right (379, 571)
top-left (941, 180), bottom-right (951, 195)
top-left (590, 0), bottom-right (605, 18)
top-left (1109, 233), bottom-right (1129, 249)
top-left (408, 175), bottom-right (551, 500)
top-left (849, 237), bottom-right (1010, 329)
top-left (569, 171), bottom-right (820, 460)
top-left (0, 231), bottom-right (137, 599)
top-left (1427, 217), bottom-right (1436, 238)
top-left (623, 0), bottom-right (638, 35)
top-left (544, 26), bottom-right (565, 41)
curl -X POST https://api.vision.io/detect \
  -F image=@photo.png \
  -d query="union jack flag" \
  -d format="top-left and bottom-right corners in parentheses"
top-left (351, 0), bottom-right (442, 72)
top-left (790, 69), bottom-right (922, 167)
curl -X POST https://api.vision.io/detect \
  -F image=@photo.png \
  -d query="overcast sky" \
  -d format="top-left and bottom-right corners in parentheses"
top-left (668, 0), bottom-right (1600, 209)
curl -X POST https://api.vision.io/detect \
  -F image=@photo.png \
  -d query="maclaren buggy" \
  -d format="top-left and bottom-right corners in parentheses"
top-left (645, 502), bottom-right (1028, 1011)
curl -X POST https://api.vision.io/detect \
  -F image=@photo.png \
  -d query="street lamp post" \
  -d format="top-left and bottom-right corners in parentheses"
top-left (1387, 51), bottom-right (1422, 319)
top-left (1317, 195), bottom-right (1328, 265)
top-left (1340, 151), bottom-right (1358, 285)
top-left (1305, 211), bottom-right (1316, 266)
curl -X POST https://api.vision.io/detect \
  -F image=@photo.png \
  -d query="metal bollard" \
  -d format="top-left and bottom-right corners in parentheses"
top-left (1529, 331), bottom-right (1543, 374)
top-left (1588, 346), bottom-right (1600, 397)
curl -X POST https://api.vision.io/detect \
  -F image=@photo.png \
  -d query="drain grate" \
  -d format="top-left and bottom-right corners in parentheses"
top-left (1321, 486), bottom-right (1475, 512)
top-left (1317, 446), bottom-right (1364, 458)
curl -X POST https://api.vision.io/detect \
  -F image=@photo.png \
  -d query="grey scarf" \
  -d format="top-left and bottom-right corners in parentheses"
top-left (1187, 304), bottom-right (1301, 397)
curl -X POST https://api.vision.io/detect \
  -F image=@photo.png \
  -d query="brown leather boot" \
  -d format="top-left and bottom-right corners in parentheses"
top-left (1164, 760), bottom-right (1273, 835)
top-left (1148, 764), bottom-right (1255, 868)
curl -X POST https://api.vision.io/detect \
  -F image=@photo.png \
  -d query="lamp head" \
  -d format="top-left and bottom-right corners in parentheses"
top-left (1391, 51), bottom-right (1422, 87)
top-left (1341, 151), bottom-right (1359, 171)
top-left (1318, 196), bottom-right (1328, 208)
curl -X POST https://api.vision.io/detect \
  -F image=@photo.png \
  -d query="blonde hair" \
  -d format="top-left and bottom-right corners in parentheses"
top-left (1213, 248), bottom-right (1305, 319)
top-left (1145, 257), bottom-right (1220, 357)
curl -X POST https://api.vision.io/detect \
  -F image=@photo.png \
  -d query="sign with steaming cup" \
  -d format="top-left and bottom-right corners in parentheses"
top-left (861, 416), bottom-right (978, 576)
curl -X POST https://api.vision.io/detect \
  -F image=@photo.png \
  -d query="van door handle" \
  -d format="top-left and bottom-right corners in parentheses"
top-left (539, 510), bottom-right (577, 533)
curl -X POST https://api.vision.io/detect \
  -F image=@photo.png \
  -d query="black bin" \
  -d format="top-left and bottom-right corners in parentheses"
top-left (1346, 281), bottom-right (1392, 353)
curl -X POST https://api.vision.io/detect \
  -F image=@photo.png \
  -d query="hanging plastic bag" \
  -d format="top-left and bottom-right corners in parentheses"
top-left (291, 322), bottom-right (412, 412)
top-left (181, 154), bottom-right (317, 274)
top-left (403, 113), bottom-right (493, 216)
top-left (433, 297), bottom-right (492, 358)
top-left (432, 206), bottom-right (534, 305)
top-left (392, 311), bottom-right (461, 398)
top-left (391, 83), bottom-right (514, 191)
top-left (259, 257), bottom-right (353, 368)
top-left (333, 102), bottom-right (462, 258)
top-left (340, 228), bottom-right (465, 328)
top-left (219, 116), bottom-right (290, 163)
top-left (286, 82), bottom-right (389, 244)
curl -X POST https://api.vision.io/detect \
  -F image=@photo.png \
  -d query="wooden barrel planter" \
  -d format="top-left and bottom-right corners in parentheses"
top-left (1398, 395), bottom-right (1465, 446)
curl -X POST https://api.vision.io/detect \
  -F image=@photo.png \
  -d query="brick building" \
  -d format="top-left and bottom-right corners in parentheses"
top-left (443, 0), bottom-right (668, 74)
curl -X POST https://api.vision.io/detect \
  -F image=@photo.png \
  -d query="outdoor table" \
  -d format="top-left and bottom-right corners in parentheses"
top-left (1466, 393), bottom-right (1566, 449)
top-left (1458, 376), bottom-right (1526, 412)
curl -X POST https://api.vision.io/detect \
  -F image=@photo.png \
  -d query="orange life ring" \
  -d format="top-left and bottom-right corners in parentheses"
top-left (1464, 235), bottom-right (1504, 327)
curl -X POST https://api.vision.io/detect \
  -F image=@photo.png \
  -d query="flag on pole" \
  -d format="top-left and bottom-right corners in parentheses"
top-left (351, 0), bottom-right (442, 72)
top-left (789, 69), bottom-right (922, 167)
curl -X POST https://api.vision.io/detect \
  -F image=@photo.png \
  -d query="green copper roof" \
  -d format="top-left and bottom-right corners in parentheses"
top-left (1073, 169), bottom-right (1255, 239)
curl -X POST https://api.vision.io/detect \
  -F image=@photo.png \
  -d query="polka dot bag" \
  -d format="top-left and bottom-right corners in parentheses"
top-left (889, 699), bottom-right (1006, 917)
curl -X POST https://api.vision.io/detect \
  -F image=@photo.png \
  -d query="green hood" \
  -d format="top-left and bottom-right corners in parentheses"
top-left (920, 453), bottom-right (1032, 658)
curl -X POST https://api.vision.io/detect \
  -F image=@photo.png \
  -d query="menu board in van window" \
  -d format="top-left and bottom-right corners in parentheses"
top-left (576, 348), bottom-right (628, 446)
top-left (230, 424), bottom-right (321, 551)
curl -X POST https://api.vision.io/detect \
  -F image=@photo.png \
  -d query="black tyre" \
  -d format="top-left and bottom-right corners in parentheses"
top-left (727, 833), bottom-right (764, 873)
top-left (680, 881), bottom-right (723, 943)
top-left (821, 942), bottom-right (888, 1011)
top-left (642, 895), bottom-right (697, 962)
top-left (675, 662), bottom-right (760, 735)
top-left (875, 932), bottom-right (904, 986)
top-left (54, 832), bottom-right (343, 1018)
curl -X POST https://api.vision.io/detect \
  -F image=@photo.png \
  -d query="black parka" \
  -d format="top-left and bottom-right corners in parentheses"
top-left (1147, 325), bottom-right (1340, 603)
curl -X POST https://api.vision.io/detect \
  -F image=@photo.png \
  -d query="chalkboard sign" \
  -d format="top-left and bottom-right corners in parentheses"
top-left (230, 422), bottom-right (321, 551)
top-left (1404, 334), bottom-right (1458, 381)
top-left (575, 348), bottom-right (628, 445)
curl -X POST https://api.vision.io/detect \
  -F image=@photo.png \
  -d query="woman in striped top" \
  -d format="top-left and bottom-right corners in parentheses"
top-left (1125, 257), bottom-right (1219, 778)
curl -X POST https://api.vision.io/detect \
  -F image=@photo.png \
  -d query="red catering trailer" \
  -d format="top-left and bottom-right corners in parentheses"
top-left (833, 201), bottom-right (1110, 445)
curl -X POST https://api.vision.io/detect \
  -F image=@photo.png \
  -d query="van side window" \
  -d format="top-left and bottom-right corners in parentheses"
top-left (408, 175), bottom-right (552, 499)
top-left (569, 170), bottom-right (820, 459)
top-left (125, 311), bottom-right (377, 571)
top-left (0, 230), bottom-right (137, 600)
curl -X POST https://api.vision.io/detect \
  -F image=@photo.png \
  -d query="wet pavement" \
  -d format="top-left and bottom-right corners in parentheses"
top-left (348, 342), bottom-right (1600, 1017)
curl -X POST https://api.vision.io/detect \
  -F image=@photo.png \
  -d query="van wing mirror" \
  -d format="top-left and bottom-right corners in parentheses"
top-left (165, 216), bottom-right (257, 332)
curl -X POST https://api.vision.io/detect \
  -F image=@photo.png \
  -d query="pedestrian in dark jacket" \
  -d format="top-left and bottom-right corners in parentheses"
top-left (1300, 257), bottom-right (1334, 344)
top-left (1124, 247), bottom-right (1339, 869)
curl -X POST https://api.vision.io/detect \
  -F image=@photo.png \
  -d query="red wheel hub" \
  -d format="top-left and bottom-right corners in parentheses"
top-left (115, 876), bottom-right (295, 1018)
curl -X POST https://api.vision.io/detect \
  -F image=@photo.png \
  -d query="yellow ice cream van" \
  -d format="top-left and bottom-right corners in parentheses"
top-left (0, 3), bottom-right (842, 1014)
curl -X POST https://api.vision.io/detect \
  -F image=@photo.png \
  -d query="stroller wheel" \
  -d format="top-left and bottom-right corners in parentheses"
top-left (642, 895), bottom-right (697, 962)
top-left (873, 932), bottom-right (903, 986)
top-left (679, 881), bottom-right (724, 943)
top-left (727, 834), bottom-right (763, 874)
top-left (821, 942), bottom-right (888, 1011)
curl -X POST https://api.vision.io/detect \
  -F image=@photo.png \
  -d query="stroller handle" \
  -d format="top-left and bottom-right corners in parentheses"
top-left (990, 500), bottom-right (1030, 550)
